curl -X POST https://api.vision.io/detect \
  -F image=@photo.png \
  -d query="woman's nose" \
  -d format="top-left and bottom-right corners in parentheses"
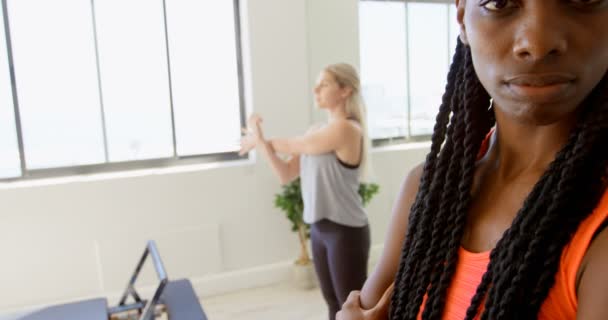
top-left (512, 4), bottom-right (567, 63)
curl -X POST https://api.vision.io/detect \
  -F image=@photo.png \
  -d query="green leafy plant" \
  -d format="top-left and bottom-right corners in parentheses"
top-left (274, 178), bottom-right (380, 265)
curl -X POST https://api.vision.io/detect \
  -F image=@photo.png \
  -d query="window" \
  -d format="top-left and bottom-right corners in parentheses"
top-left (359, 0), bottom-right (459, 141)
top-left (94, 0), bottom-right (174, 162)
top-left (9, 0), bottom-right (106, 169)
top-left (0, 1), bottom-right (20, 178)
top-left (165, 0), bottom-right (243, 156)
top-left (0, 0), bottom-right (244, 180)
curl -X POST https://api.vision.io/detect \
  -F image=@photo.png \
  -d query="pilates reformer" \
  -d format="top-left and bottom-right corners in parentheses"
top-left (17, 241), bottom-right (207, 320)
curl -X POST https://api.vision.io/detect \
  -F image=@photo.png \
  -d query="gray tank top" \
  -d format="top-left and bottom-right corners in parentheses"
top-left (300, 152), bottom-right (368, 227)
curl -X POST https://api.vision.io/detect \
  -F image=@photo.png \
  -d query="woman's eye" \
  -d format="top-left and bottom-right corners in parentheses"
top-left (480, 0), bottom-right (517, 11)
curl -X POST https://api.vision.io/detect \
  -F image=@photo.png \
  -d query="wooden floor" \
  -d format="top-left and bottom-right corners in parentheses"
top-left (0, 283), bottom-right (329, 320)
top-left (203, 283), bottom-right (328, 320)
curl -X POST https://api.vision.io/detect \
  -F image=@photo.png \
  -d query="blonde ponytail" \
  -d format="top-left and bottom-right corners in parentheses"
top-left (324, 63), bottom-right (372, 180)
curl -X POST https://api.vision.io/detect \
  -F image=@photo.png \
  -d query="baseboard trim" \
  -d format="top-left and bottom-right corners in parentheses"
top-left (192, 243), bottom-right (384, 298)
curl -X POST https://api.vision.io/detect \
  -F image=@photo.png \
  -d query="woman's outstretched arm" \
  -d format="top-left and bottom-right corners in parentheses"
top-left (258, 139), bottom-right (300, 185)
top-left (240, 115), bottom-right (300, 185)
top-left (269, 119), bottom-right (359, 155)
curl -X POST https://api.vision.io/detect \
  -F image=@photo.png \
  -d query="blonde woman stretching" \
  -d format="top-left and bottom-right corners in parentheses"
top-left (240, 63), bottom-right (372, 320)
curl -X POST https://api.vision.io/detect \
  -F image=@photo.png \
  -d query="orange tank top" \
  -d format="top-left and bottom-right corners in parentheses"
top-left (416, 131), bottom-right (608, 319)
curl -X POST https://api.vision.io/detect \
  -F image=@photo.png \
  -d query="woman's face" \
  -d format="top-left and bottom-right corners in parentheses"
top-left (457, 0), bottom-right (608, 125)
top-left (313, 71), bottom-right (350, 110)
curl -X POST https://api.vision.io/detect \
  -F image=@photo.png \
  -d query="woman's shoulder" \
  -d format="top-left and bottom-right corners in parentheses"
top-left (404, 162), bottom-right (424, 195)
top-left (305, 119), bottom-right (361, 133)
top-left (330, 118), bottom-right (362, 135)
top-left (542, 189), bottom-right (608, 318)
top-left (395, 162), bottom-right (425, 215)
top-left (305, 123), bottom-right (325, 134)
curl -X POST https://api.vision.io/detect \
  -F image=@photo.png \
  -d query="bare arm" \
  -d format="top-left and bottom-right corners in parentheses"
top-left (242, 115), bottom-right (355, 184)
top-left (240, 115), bottom-right (300, 185)
top-left (269, 119), bottom-right (358, 155)
top-left (359, 163), bottom-right (424, 309)
top-left (258, 140), bottom-right (300, 185)
top-left (576, 226), bottom-right (608, 320)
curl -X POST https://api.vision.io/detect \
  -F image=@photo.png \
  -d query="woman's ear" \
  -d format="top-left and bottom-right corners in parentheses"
top-left (456, 0), bottom-right (469, 45)
top-left (341, 87), bottom-right (353, 99)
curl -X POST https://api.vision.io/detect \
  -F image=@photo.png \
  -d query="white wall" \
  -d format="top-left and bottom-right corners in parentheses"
top-left (0, 0), bottom-right (428, 314)
top-left (306, 0), bottom-right (361, 123)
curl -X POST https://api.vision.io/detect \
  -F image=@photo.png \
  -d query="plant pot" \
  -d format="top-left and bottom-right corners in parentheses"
top-left (292, 260), bottom-right (317, 290)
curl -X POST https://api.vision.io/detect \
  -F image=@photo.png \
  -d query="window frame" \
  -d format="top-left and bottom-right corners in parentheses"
top-left (359, 0), bottom-right (454, 147)
top-left (0, 0), bottom-right (247, 182)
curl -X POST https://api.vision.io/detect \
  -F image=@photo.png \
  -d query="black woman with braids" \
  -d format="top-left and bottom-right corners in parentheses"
top-left (337, 0), bottom-right (608, 319)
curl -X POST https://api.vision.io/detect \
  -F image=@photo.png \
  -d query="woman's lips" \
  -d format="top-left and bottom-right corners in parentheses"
top-left (504, 74), bottom-right (576, 104)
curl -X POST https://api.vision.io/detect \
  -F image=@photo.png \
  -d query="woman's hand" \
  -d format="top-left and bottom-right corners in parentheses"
top-left (336, 283), bottom-right (394, 320)
top-left (239, 114), bottom-right (264, 156)
top-left (239, 130), bottom-right (257, 156)
top-left (247, 114), bottom-right (263, 133)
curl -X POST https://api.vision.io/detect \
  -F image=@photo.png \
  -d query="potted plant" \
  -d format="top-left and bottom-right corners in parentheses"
top-left (274, 178), bottom-right (380, 288)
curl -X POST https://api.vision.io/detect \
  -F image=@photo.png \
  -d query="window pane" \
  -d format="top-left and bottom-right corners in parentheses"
top-left (408, 3), bottom-right (449, 136)
top-left (0, 3), bottom-right (20, 178)
top-left (359, 1), bottom-right (408, 140)
top-left (166, 0), bottom-right (242, 156)
top-left (8, 0), bottom-right (105, 169)
top-left (449, 4), bottom-right (460, 63)
top-left (94, 0), bottom-right (174, 162)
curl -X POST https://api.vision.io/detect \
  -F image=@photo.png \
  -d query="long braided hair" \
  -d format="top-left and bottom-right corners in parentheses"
top-left (388, 38), bottom-right (608, 320)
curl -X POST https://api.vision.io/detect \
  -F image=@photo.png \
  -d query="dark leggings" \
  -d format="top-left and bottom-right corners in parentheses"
top-left (311, 219), bottom-right (370, 320)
